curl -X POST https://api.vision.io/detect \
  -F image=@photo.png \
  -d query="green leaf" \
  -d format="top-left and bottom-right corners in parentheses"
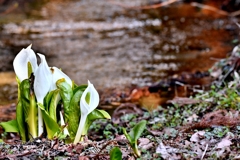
top-left (20, 79), bottom-right (38, 139)
top-left (16, 76), bottom-right (21, 100)
top-left (16, 101), bottom-right (27, 141)
top-left (73, 85), bottom-right (87, 94)
top-left (122, 128), bottom-right (131, 144)
top-left (28, 92), bottom-right (38, 138)
top-left (81, 109), bottom-right (111, 136)
top-left (88, 109), bottom-right (111, 121)
top-left (122, 120), bottom-right (146, 158)
top-left (20, 79), bottom-right (30, 101)
top-left (67, 86), bottom-right (86, 139)
top-left (48, 89), bottom-right (61, 122)
top-left (0, 119), bottom-right (19, 133)
top-left (44, 90), bottom-right (55, 112)
top-left (110, 147), bottom-right (122, 160)
top-left (38, 103), bottom-right (60, 139)
top-left (54, 131), bottom-right (68, 140)
top-left (128, 120), bottom-right (147, 143)
top-left (56, 79), bottom-right (73, 124)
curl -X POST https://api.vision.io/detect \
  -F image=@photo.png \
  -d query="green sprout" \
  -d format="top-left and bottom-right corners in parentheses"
top-left (122, 120), bottom-right (147, 157)
top-left (110, 147), bottom-right (122, 160)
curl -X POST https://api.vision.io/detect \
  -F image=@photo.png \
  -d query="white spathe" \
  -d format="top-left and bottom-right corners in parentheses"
top-left (74, 80), bottom-right (99, 144)
top-left (34, 54), bottom-right (52, 104)
top-left (80, 80), bottom-right (99, 115)
top-left (50, 66), bottom-right (72, 91)
top-left (13, 44), bottom-right (38, 82)
top-left (60, 111), bottom-right (70, 136)
top-left (34, 53), bottom-right (73, 136)
top-left (34, 57), bottom-right (73, 102)
top-left (34, 54), bottom-right (52, 136)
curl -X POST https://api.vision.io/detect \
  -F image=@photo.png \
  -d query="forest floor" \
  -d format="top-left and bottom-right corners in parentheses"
top-left (1, 47), bottom-right (240, 159)
top-left (1, 0), bottom-right (240, 159)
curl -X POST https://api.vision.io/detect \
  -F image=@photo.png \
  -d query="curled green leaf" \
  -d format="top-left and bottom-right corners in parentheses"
top-left (0, 119), bottom-right (19, 133)
top-left (48, 89), bottom-right (61, 122)
top-left (129, 120), bottom-right (147, 142)
top-left (38, 103), bottom-right (60, 139)
top-left (81, 109), bottom-right (111, 136)
top-left (56, 78), bottom-right (73, 123)
top-left (67, 85), bottom-right (86, 140)
top-left (20, 79), bottom-right (38, 139)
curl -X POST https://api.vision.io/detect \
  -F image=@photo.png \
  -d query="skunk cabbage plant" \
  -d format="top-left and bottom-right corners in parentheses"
top-left (74, 80), bottom-right (99, 144)
top-left (0, 45), bottom-right (111, 143)
top-left (12, 45), bottom-right (39, 140)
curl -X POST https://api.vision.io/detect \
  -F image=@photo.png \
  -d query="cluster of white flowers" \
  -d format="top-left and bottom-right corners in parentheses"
top-left (13, 45), bottom-right (100, 143)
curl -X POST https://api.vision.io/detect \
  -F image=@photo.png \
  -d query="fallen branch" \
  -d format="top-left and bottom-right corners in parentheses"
top-left (190, 2), bottom-right (228, 16)
top-left (107, 0), bottom-right (180, 10)
top-left (0, 150), bottom-right (31, 159)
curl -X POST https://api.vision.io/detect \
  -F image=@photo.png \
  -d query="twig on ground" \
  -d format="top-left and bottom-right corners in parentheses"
top-left (190, 2), bottom-right (228, 16)
top-left (230, 10), bottom-right (240, 17)
top-left (201, 143), bottom-right (208, 160)
top-left (107, 0), bottom-right (180, 10)
top-left (93, 140), bottom-right (119, 159)
top-left (0, 150), bottom-right (31, 159)
top-left (0, 2), bottom-right (18, 15)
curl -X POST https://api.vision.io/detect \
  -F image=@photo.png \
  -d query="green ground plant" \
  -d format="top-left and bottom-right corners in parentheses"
top-left (123, 120), bottom-right (147, 157)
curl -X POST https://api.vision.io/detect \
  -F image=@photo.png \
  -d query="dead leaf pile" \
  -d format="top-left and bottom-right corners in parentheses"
top-left (183, 109), bottom-right (240, 132)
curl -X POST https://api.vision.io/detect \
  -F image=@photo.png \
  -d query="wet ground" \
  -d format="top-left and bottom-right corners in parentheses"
top-left (0, 0), bottom-right (239, 106)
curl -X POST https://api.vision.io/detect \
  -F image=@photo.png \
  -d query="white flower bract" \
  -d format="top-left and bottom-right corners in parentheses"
top-left (13, 44), bottom-right (38, 82)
